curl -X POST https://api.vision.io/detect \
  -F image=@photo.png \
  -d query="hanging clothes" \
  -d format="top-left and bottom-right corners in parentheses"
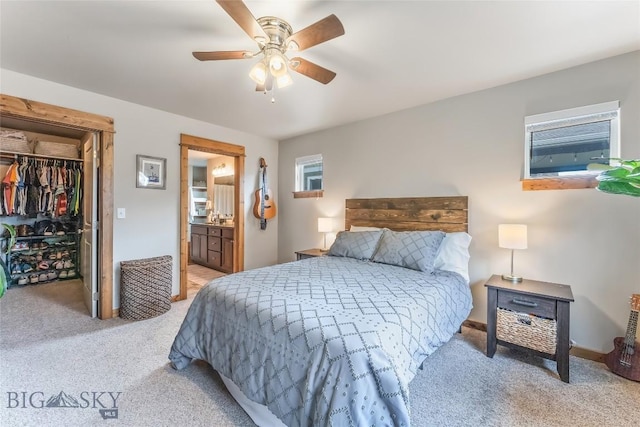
top-left (0, 155), bottom-right (82, 218)
top-left (2, 161), bottom-right (19, 215)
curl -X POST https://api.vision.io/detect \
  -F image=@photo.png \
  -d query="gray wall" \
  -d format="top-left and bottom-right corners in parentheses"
top-left (278, 51), bottom-right (640, 353)
top-left (1, 69), bottom-right (280, 308)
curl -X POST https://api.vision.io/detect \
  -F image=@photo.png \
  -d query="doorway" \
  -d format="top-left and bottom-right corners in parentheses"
top-left (178, 134), bottom-right (245, 301)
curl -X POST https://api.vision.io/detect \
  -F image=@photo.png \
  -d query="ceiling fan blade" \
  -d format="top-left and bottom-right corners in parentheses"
top-left (216, 0), bottom-right (267, 41)
top-left (286, 14), bottom-right (344, 51)
top-left (192, 51), bottom-right (252, 61)
top-left (289, 57), bottom-right (336, 84)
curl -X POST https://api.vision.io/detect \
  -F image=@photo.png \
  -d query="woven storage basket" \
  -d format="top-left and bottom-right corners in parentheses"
top-left (34, 140), bottom-right (80, 159)
top-left (0, 129), bottom-right (32, 154)
top-left (120, 255), bottom-right (172, 320)
top-left (496, 308), bottom-right (557, 354)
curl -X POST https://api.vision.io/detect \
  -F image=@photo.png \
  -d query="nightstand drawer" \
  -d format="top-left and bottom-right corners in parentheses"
top-left (498, 290), bottom-right (556, 319)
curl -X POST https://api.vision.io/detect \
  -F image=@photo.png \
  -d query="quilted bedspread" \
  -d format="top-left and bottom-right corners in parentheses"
top-left (169, 256), bottom-right (472, 426)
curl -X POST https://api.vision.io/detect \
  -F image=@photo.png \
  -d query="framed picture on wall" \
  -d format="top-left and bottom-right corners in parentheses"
top-left (136, 154), bottom-right (167, 189)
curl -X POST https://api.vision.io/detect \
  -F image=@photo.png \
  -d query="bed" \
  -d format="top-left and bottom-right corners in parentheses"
top-left (170, 196), bottom-right (473, 426)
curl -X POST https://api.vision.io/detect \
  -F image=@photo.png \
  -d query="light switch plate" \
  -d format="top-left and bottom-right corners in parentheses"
top-left (117, 208), bottom-right (126, 219)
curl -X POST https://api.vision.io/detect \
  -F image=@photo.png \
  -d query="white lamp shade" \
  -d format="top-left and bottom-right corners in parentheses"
top-left (268, 51), bottom-right (288, 77)
top-left (318, 217), bottom-right (333, 233)
top-left (276, 73), bottom-right (293, 89)
top-left (498, 224), bottom-right (528, 249)
top-left (249, 60), bottom-right (267, 84)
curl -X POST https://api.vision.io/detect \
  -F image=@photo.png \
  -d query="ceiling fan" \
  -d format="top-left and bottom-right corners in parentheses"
top-left (193, 0), bottom-right (345, 94)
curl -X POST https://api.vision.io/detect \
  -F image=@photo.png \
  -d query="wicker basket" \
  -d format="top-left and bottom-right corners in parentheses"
top-left (34, 139), bottom-right (80, 159)
top-left (496, 308), bottom-right (557, 354)
top-left (120, 255), bottom-right (172, 320)
top-left (0, 129), bottom-right (32, 154)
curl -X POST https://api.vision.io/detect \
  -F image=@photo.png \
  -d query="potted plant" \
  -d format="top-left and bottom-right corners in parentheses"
top-left (0, 223), bottom-right (16, 298)
top-left (588, 158), bottom-right (640, 197)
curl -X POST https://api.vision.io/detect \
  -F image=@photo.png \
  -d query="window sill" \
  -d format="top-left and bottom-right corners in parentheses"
top-left (293, 190), bottom-right (324, 199)
top-left (521, 175), bottom-right (598, 191)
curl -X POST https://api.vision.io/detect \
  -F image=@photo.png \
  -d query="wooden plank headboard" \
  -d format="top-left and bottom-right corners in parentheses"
top-left (345, 196), bottom-right (468, 233)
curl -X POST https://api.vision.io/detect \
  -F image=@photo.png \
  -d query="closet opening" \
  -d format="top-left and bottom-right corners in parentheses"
top-left (1, 94), bottom-right (114, 319)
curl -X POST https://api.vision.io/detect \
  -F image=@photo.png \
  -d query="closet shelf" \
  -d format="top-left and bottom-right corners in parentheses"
top-left (0, 150), bottom-right (83, 163)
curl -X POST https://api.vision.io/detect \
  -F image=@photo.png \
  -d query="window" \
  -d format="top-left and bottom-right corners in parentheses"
top-left (295, 154), bottom-right (323, 195)
top-left (524, 101), bottom-right (620, 179)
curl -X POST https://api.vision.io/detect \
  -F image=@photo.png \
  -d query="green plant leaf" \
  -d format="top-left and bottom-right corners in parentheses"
top-left (1, 224), bottom-right (16, 256)
top-left (597, 180), bottom-right (640, 197)
top-left (587, 163), bottom-right (613, 171)
top-left (0, 260), bottom-right (7, 298)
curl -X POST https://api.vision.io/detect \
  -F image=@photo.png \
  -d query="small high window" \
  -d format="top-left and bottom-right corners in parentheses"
top-left (524, 101), bottom-right (620, 179)
top-left (295, 154), bottom-right (323, 193)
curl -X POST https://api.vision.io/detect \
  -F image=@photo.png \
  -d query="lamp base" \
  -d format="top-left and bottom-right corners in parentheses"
top-left (502, 274), bottom-right (523, 283)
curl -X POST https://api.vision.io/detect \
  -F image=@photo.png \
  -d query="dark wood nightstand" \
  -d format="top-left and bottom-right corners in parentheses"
top-left (485, 274), bottom-right (574, 383)
top-left (295, 248), bottom-right (326, 260)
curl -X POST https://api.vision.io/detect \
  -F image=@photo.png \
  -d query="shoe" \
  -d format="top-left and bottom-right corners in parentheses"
top-left (53, 260), bottom-right (64, 270)
top-left (58, 270), bottom-right (68, 279)
top-left (35, 220), bottom-right (52, 236)
top-left (36, 252), bottom-right (43, 262)
top-left (11, 241), bottom-right (29, 251)
top-left (16, 224), bottom-right (34, 237)
top-left (17, 276), bottom-right (28, 285)
top-left (38, 273), bottom-right (48, 282)
top-left (54, 222), bottom-right (65, 235)
top-left (63, 259), bottom-right (74, 269)
top-left (38, 261), bottom-right (50, 270)
top-left (29, 274), bottom-right (39, 284)
top-left (21, 263), bottom-right (34, 273)
top-left (66, 270), bottom-right (76, 278)
top-left (47, 271), bottom-right (58, 280)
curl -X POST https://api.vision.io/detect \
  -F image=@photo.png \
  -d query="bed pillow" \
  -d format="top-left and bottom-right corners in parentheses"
top-left (434, 232), bottom-right (472, 282)
top-left (327, 230), bottom-right (383, 260)
top-left (349, 225), bottom-right (382, 232)
top-left (371, 229), bottom-right (445, 272)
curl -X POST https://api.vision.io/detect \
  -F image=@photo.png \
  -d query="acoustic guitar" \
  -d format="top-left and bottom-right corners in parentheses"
top-left (253, 158), bottom-right (276, 229)
top-left (604, 294), bottom-right (640, 382)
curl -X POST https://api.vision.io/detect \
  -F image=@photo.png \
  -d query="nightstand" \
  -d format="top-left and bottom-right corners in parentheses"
top-left (295, 248), bottom-right (326, 260)
top-left (485, 274), bottom-right (574, 383)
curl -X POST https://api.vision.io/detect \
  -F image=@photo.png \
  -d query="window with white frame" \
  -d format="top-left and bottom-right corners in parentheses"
top-left (295, 154), bottom-right (323, 192)
top-left (524, 101), bottom-right (620, 179)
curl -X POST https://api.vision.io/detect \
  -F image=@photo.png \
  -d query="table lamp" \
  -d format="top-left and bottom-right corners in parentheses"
top-left (498, 224), bottom-right (527, 283)
top-left (318, 217), bottom-right (332, 251)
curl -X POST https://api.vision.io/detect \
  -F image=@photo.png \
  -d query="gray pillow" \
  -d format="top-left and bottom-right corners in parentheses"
top-left (371, 229), bottom-right (446, 272)
top-left (327, 230), bottom-right (383, 260)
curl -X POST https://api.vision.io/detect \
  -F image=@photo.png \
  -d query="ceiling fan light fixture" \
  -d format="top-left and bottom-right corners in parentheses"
top-left (268, 51), bottom-right (288, 77)
top-left (249, 59), bottom-right (267, 84)
top-left (276, 73), bottom-right (293, 89)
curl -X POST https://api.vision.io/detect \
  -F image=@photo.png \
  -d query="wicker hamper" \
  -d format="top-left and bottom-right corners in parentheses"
top-left (120, 255), bottom-right (172, 320)
top-left (496, 308), bottom-right (557, 355)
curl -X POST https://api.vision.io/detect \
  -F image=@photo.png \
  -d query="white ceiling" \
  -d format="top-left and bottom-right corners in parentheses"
top-left (1, 1), bottom-right (639, 141)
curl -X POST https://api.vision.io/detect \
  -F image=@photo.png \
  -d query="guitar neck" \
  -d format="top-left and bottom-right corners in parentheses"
top-left (625, 310), bottom-right (639, 347)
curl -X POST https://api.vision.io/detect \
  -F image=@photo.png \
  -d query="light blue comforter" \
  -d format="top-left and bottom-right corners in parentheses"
top-left (169, 256), bottom-right (472, 426)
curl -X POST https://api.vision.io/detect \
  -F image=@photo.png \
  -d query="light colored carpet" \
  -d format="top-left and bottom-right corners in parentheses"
top-left (1, 280), bottom-right (638, 427)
